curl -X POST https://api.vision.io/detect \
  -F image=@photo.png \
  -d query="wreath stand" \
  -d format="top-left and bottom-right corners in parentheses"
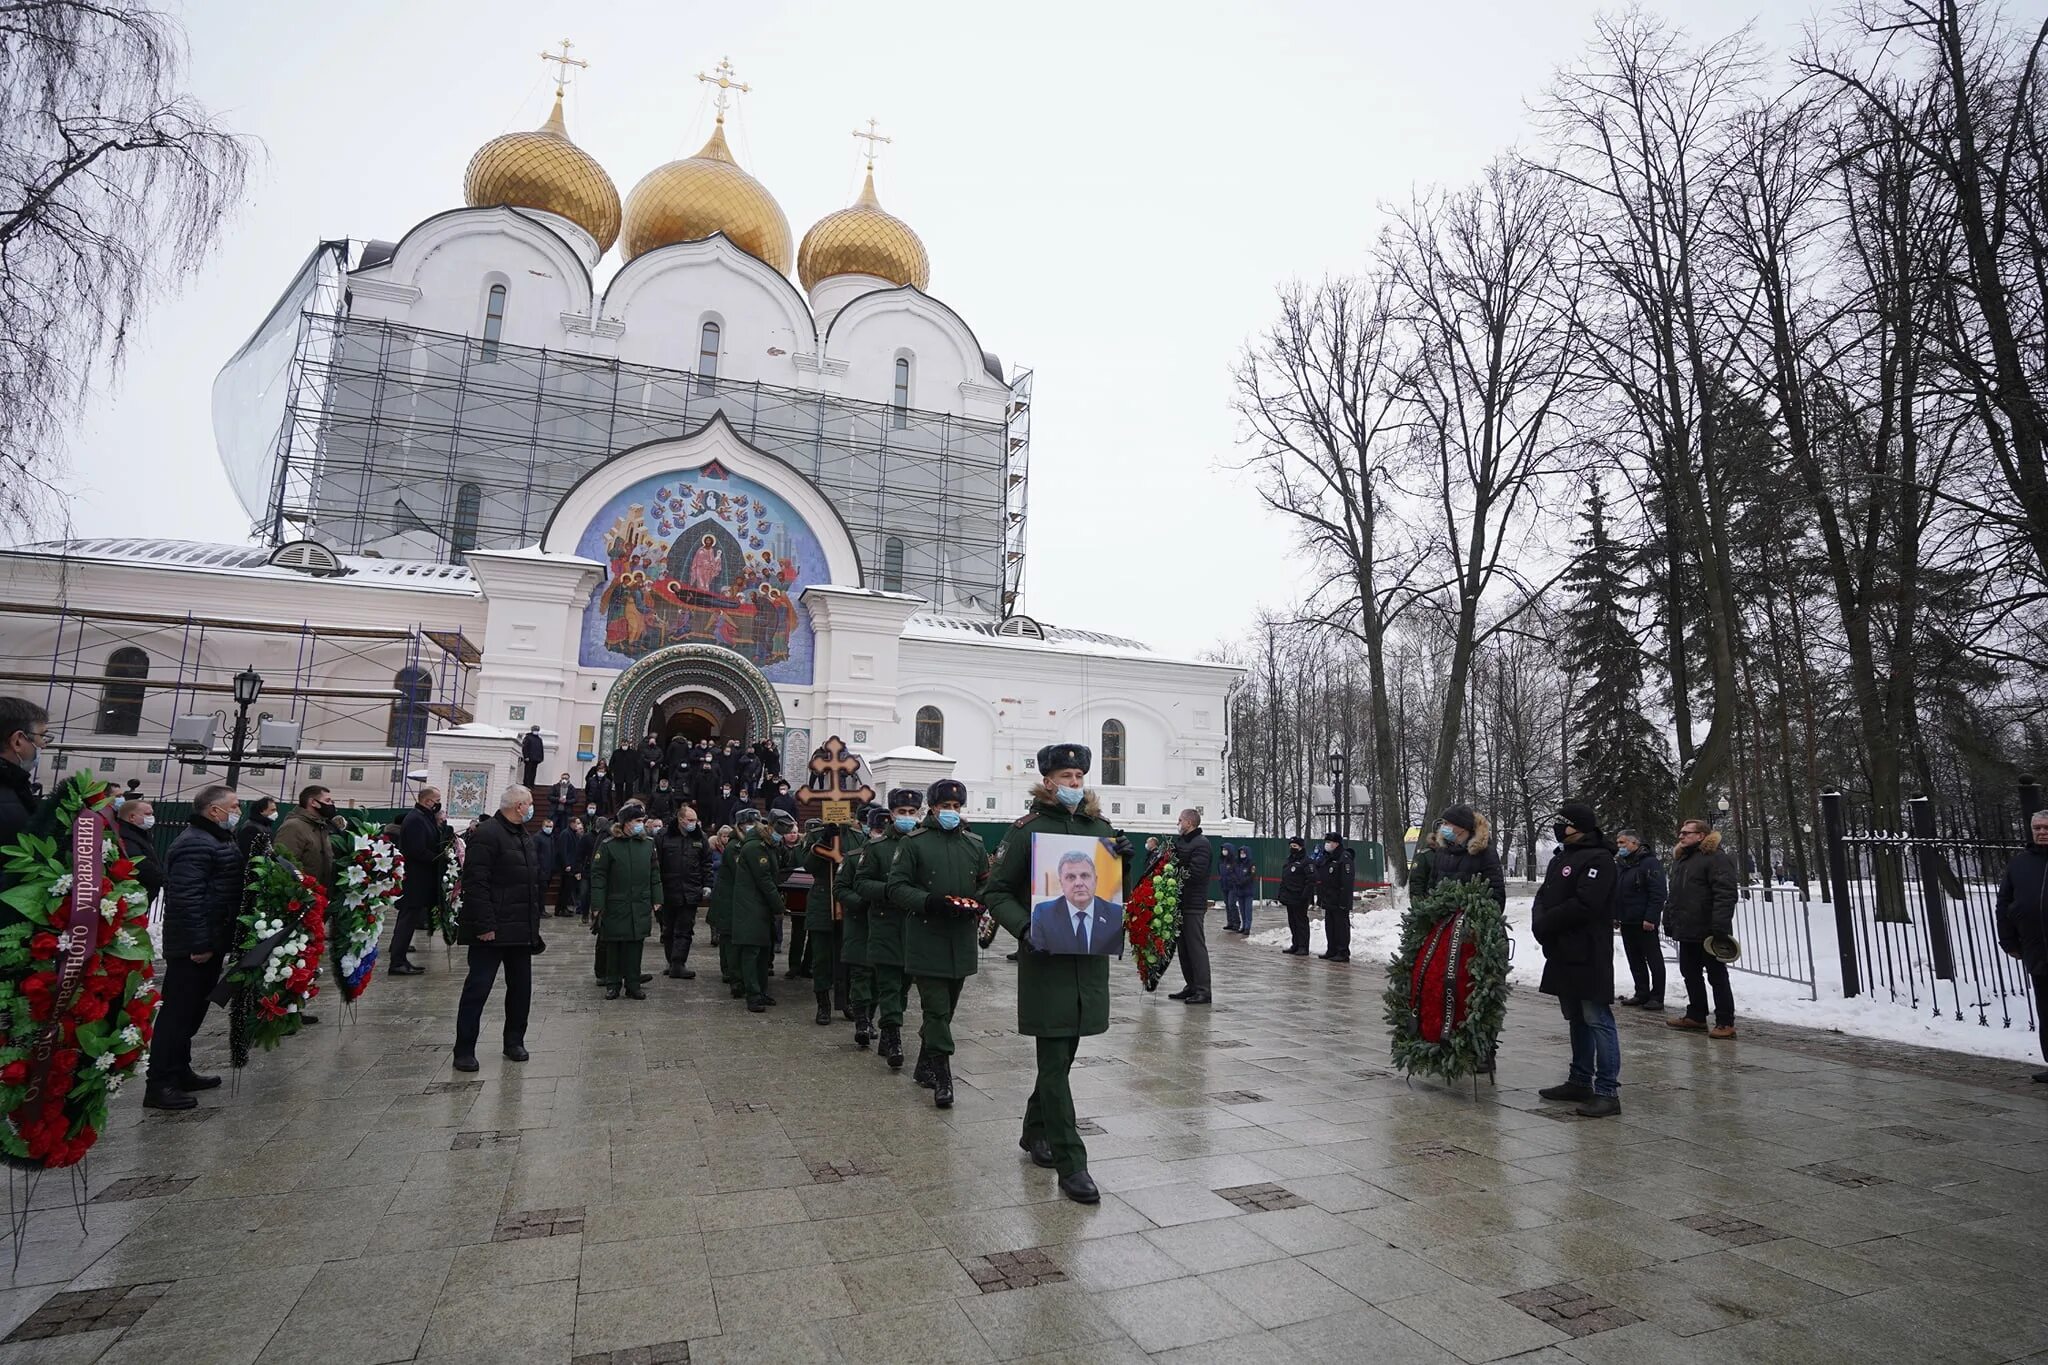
top-left (1384, 879), bottom-right (1511, 1099)
top-left (5, 1156), bottom-right (90, 1270)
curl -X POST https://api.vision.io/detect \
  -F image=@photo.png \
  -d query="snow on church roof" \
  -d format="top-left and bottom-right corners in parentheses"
top-left (905, 612), bottom-right (1171, 661)
top-left (8, 539), bottom-right (478, 593)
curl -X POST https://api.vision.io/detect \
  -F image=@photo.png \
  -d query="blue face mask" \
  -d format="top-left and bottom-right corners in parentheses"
top-left (1055, 785), bottom-right (1084, 808)
top-left (1438, 824), bottom-right (1458, 844)
top-left (893, 815), bottom-right (918, 834)
top-left (936, 810), bottom-right (962, 831)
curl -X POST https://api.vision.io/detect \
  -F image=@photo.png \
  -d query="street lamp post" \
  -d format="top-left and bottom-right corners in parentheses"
top-left (223, 667), bottom-right (264, 790)
top-left (1327, 746), bottom-right (1348, 842)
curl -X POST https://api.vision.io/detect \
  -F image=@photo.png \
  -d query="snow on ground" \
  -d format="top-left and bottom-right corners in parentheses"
top-left (1244, 891), bottom-right (2046, 1065)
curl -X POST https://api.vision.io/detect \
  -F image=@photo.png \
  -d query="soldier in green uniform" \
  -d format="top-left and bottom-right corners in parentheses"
top-left (729, 810), bottom-right (786, 1011)
top-left (591, 800), bottom-right (659, 1000)
top-left (984, 743), bottom-right (1133, 1204)
top-left (800, 816), bottom-right (861, 1028)
top-left (710, 810), bottom-right (759, 998)
top-left (885, 778), bottom-right (990, 1109)
top-left (837, 806), bottom-right (888, 1049)
top-left (855, 789), bottom-right (922, 1069)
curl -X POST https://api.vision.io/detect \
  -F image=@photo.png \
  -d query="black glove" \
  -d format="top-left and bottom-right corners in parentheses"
top-left (924, 892), bottom-right (952, 915)
top-left (1110, 836), bottom-right (1135, 860)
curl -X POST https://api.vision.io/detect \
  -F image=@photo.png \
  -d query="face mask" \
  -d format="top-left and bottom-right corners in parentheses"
top-left (1055, 785), bottom-right (1084, 808)
top-left (587, 805), bottom-right (597, 815)
top-left (1324, 841), bottom-right (1338, 852)
top-left (893, 815), bottom-right (917, 834)
top-left (629, 822), bottom-right (646, 838)
top-left (936, 810), bottom-right (962, 831)
top-left (542, 824), bottom-right (553, 834)
top-left (1553, 823), bottom-right (1570, 843)
top-left (141, 815), bottom-right (156, 831)
top-left (1438, 824), bottom-right (1458, 844)
top-left (683, 820), bottom-right (698, 832)
top-left (222, 810), bottom-right (241, 830)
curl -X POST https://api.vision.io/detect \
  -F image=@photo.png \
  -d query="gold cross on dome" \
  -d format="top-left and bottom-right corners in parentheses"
top-left (539, 39), bottom-right (588, 96)
top-left (697, 56), bottom-right (751, 121)
top-left (852, 117), bottom-right (892, 170)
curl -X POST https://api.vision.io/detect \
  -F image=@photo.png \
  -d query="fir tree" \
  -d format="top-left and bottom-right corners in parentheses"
top-left (1564, 479), bottom-right (1677, 842)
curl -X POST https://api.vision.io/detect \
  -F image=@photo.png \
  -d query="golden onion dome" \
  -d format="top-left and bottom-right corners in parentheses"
top-left (463, 92), bottom-right (622, 253)
top-left (797, 169), bottom-right (930, 292)
top-left (620, 118), bottom-right (794, 272)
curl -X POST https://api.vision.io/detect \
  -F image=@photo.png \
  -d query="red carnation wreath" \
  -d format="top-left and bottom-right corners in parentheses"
top-left (0, 776), bottom-right (159, 1168)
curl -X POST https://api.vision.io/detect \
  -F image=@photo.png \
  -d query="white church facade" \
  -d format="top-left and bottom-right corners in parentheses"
top-left (0, 59), bottom-right (1242, 830)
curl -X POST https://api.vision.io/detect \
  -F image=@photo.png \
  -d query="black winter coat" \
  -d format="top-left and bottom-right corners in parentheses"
top-left (1172, 829), bottom-right (1213, 908)
top-left (1279, 852), bottom-right (1313, 908)
top-left (1612, 847), bottom-right (1668, 929)
top-left (658, 827), bottom-right (712, 904)
top-left (162, 816), bottom-right (245, 958)
top-left (0, 758), bottom-right (35, 853)
top-left (1415, 829), bottom-right (1507, 907)
top-left (115, 818), bottom-right (165, 900)
top-left (521, 731), bottom-right (545, 765)
top-left (398, 804), bottom-right (442, 909)
top-left (460, 812), bottom-right (543, 947)
top-left (1996, 845), bottom-right (2048, 974)
top-left (1313, 845), bottom-right (1355, 911)
top-left (1664, 832), bottom-right (1738, 942)
top-left (1531, 835), bottom-right (1617, 1000)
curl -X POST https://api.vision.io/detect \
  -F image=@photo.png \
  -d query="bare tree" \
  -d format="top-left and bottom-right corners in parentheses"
top-left (0, 1), bottom-right (252, 535)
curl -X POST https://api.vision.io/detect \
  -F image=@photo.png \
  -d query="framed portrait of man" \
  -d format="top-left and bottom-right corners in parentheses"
top-left (1028, 834), bottom-right (1125, 957)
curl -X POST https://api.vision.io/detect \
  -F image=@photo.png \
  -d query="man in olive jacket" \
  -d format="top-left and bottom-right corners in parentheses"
top-left (592, 800), bottom-right (658, 999)
top-left (853, 789), bottom-right (922, 1067)
top-left (885, 778), bottom-right (989, 1109)
top-left (272, 784), bottom-right (338, 898)
top-left (837, 807), bottom-right (888, 1049)
top-left (985, 743), bottom-right (1133, 1205)
top-left (728, 812), bottom-right (786, 1011)
top-left (453, 786), bottom-right (542, 1072)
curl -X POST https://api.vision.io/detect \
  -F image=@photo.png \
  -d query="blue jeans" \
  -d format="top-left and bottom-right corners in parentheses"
top-left (1226, 887), bottom-right (1255, 931)
top-left (1560, 995), bottom-right (1620, 1097)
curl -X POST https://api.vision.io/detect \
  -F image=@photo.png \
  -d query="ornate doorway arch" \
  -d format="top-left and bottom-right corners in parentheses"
top-left (600, 644), bottom-right (785, 758)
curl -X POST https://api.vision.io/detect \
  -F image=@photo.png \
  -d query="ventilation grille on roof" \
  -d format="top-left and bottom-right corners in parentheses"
top-left (995, 615), bottom-right (1045, 640)
top-left (268, 539), bottom-right (345, 577)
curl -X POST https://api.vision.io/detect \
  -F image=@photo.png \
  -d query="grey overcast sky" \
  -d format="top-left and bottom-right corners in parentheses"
top-left (57, 0), bottom-right (1794, 658)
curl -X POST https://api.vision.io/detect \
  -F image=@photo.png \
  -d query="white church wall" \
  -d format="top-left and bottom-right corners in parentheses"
top-left (351, 208), bottom-right (593, 349)
top-left (824, 290), bottom-right (1006, 421)
top-left (606, 241), bottom-right (817, 387)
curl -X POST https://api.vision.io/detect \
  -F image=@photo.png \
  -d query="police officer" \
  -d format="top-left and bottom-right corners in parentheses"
top-left (885, 779), bottom-right (989, 1108)
top-left (854, 789), bottom-right (922, 1069)
top-left (984, 743), bottom-right (1132, 1204)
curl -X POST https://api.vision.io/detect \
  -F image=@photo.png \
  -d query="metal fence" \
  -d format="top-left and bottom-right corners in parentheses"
top-left (1822, 786), bottom-right (2040, 1035)
top-left (1719, 881), bottom-right (1818, 1000)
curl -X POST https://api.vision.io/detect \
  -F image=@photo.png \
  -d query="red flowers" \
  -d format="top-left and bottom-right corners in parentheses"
top-left (0, 1061), bottom-right (25, 1086)
top-left (27, 933), bottom-right (57, 961)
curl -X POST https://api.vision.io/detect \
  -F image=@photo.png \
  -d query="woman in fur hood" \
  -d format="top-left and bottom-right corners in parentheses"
top-left (1408, 805), bottom-right (1507, 907)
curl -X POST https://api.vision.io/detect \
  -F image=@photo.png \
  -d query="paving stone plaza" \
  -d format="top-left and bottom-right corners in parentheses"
top-left (2, 929), bottom-right (2043, 1365)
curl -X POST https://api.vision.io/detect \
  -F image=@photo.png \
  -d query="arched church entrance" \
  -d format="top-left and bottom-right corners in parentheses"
top-left (601, 643), bottom-right (784, 761)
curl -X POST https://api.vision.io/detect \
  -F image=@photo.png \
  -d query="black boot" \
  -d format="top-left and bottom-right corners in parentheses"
top-left (854, 1005), bottom-right (873, 1049)
top-left (143, 1083), bottom-right (196, 1112)
top-left (1058, 1170), bottom-right (1100, 1204)
top-left (914, 1045), bottom-right (936, 1088)
top-left (881, 1025), bottom-right (904, 1068)
top-left (1020, 1135), bottom-right (1056, 1169)
top-left (605, 983), bottom-right (622, 1000)
top-left (815, 995), bottom-right (832, 1026)
top-left (932, 1054), bottom-right (954, 1109)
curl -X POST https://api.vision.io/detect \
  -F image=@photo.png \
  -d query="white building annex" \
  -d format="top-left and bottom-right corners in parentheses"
top-left (0, 56), bottom-right (1242, 830)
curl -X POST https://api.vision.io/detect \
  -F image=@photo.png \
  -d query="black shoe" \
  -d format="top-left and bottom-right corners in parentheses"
top-left (747, 997), bottom-right (768, 1013)
top-left (1182, 990), bottom-right (1212, 1005)
top-left (663, 968), bottom-right (683, 978)
top-left (840, 1007), bottom-right (854, 1021)
top-left (1575, 1095), bottom-right (1622, 1118)
top-left (854, 1007), bottom-right (873, 1050)
top-left (1168, 986), bottom-right (1193, 1000)
top-left (1005, 950), bottom-right (1020, 961)
top-left (1637, 996), bottom-right (1665, 1010)
top-left (175, 1070), bottom-right (222, 1091)
top-left (815, 998), bottom-right (832, 1026)
top-left (1317, 951), bottom-right (1337, 960)
top-left (389, 961), bottom-right (424, 976)
top-left (915, 1047), bottom-right (936, 1088)
top-left (757, 994), bottom-right (777, 1007)
top-left (1539, 1082), bottom-right (1594, 1103)
top-left (676, 967), bottom-right (696, 979)
top-left (1058, 1170), bottom-right (1100, 1204)
top-left (1327, 953), bottom-right (1350, 962)
top-left (730, 984), bottom-right (747, 998)
top-left (932, 1056), bottom-right (954, 1108)
top-left (625, 986), bottom-right (646, 1000)
top-left (300, 1014), bottom-right (320, 1026)
top-left (1618, 991), bottom-right (1647, 1007)
top-left (143, 1085), bottom-right (196, 1111)
top-left (638, 974), bottom-right (653, 985)
top-left (503, 1045), bottom-right (529, 1062)
top-left (882, 1027), bottom-right (904, 1068)
top-left (605, 984), bottom-right (622, 1000)
top-left (2032, 1070), bottom-right (2048, 1083)
top-left (1022, 1136), bottom-right (1056, 1169)
top-left (452, 1053), bottom-right (480, 1073)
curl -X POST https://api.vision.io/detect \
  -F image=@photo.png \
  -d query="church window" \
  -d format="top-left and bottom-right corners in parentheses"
top-left (1101, 718), bottom-right (1126, 786)
top-left (892, 357), bottom-right (911, 428)
top-left (387, 666), bottom-right (433, 749)
top-left (882, 537), bottom-right (905, 593)
top-left (96, 647), bottom-right (148, 736)
top-left (915, 705), bottom-right (943, 753)
top-left (451, 482), bottom-right (482, 554)
top-left (481, 283), bottom-right (507, 362)
top-left (698, 321), bottom-right (720, 382)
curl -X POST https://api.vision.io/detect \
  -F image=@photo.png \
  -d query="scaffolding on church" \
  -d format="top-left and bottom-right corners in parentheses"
top-left (233, 294), bottom-right (1030, 615)
top-left (1, 598), bottom-right (477, 808)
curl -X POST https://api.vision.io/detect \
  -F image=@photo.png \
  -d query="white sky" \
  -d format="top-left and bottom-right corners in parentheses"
top-left (58, 0), bottom-right (1792, 658)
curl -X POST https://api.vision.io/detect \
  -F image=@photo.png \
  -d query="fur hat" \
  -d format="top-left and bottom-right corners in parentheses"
top-left (770, 809), bottom-right (797, 832)
top-left (733, 807), bottom-right (763, 830)
top-left (616, 799), bottom-right (646, 822)
top-left (1440, 804), bottom-right (1480, 835)
top-left (865, 806), bottom-right (892, 831)
top-left (803, 817), bottom-right (824, 833)
top-left (887, 787), bottom-right (924, 810)
top-left (1035, 743), bottom-right (1092, 777)
top-left (927, 778), bottom-right (968, 808)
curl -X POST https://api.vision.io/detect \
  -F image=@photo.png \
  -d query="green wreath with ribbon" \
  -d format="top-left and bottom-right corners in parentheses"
top-left (1383, 877), bottom-right (1511, 1082)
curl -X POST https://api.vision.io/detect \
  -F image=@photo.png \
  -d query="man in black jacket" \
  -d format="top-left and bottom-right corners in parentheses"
top-left (1612, 828), bottom-right (1669, 1009)
top-left (657, 805), bottom-right (712, 978)
top-left (557, 815), bottom-right (591, 918)
top-left (144, 784), bottom-right (244, 1111)
top-left (549, 772), bottom-right (575, 823)
top-left (1665, 817), bottom-right (1739, 1038)
top-left (390, 787), bottom-right (442, 976)
top-left (0, 697), bottom-right (48, 854)
top-left (1314, 833), bottom-right (1356, 961)
top-left (1278, 837), bottom-right (1313, 954)
top-left (520, 726), bottom-right (545, 788)
top-left (584, 762), bottom-right (612, 817)
top-left (113, 797), bottom-right (166, 903)
top-left (453, 786), bottom-right (542, 1072)
top-left (1533, 801), bottom-right (1621, 1117)
top-left (1168, 810), bottom-right (1213, 1004)
top-left (1996, 811), bottom-right (2048, 1081)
